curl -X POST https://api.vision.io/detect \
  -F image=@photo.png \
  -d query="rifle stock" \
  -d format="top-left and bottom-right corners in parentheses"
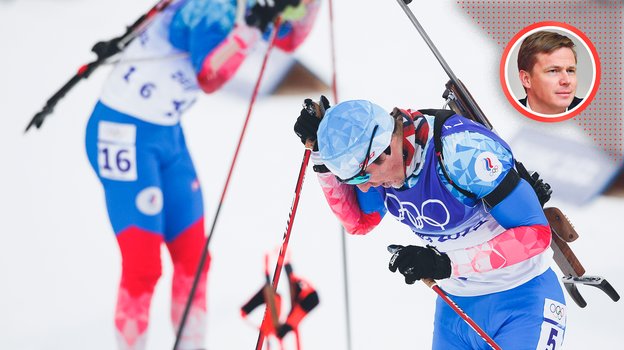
top-left (443, 80), bottom-right (492, 130)
top-left (544, 207), bottom-right (585, 276)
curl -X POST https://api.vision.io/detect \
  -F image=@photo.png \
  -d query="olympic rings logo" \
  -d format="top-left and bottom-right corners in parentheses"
top-left (549, 303), bottom-right (565, 320)
top-left (385, 194), bottom-right (451, 230)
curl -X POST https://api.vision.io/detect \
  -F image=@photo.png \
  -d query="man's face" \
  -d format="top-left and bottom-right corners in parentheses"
top-left (520, 47), bottom-right (577, 114)
top-left (355, 135), bottom-right (406, 193)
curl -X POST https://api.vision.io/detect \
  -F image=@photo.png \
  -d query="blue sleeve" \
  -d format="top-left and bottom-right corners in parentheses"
top-left (442, 130), bottom-right (515, 199)
top-left (355, 187), bottom-right (387, 216)
top-left (353, 186), bottom-right (387, 217)
top-left (489, 179), bottom-right (548, 229)
top-left (442, 130), bottom-right (547, 229)
top-left (169, 0), bottom-right (237, 72)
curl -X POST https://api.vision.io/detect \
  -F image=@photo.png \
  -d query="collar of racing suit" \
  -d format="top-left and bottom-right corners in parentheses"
top-left (401, 111), bottom-right (431, 182)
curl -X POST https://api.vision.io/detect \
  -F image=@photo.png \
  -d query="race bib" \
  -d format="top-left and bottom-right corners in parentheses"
top-left (536, 298), bottom-right (566, 350)
top-left (97, 121), bottom-right (137, 181)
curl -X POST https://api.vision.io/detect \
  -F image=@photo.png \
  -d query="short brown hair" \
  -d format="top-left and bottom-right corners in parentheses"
top-left (517, 31), bottom-right (577, 73)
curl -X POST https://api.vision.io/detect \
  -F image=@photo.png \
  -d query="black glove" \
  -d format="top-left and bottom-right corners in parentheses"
top-left (245, 0), bottom-right (302, 32)
top-left (388, 245), bottom-right (451, 284)
top-left (294, 95), bottom-right (330, 151)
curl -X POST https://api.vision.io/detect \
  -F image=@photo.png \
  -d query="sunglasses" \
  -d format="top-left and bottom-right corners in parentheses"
top-left (337, 125), bottom-right (380, 185)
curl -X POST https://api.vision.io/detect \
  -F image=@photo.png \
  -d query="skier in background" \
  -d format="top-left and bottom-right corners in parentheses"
top-left (294, 98), bottom-right (566, 349)
top-left (84, 0), bottom-right (320, 349)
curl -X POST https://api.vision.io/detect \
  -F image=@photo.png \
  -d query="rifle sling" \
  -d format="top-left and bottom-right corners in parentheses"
top-left (428, 109), bottom-right (520, 208)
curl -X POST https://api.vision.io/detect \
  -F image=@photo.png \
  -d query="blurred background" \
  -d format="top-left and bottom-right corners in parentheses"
top-left (1, 0), bottom-right (623, 349)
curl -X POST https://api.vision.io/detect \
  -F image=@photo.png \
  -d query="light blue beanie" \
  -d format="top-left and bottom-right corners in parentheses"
top-left (317, 100), bottom-right (394, 180)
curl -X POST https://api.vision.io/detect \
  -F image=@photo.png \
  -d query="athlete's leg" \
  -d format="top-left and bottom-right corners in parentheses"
top-left (432, 295), bottom-right (476, 350)
top-left (86, 105), bottom-right (167, 350)
top-left (114, 226), bottom-right (163, 350)
top-left (435, 268), bottom-right (566, 350)
top-left (162, 131), bottom-right (208, 350)
top-left (492, 268), bottom-right (566, 350)
top-left (166, 219), bottom-right (209, 349)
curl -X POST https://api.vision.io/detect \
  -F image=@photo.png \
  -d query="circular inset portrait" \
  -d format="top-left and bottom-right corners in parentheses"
top-left (500, 22), bottom-right (600, 122)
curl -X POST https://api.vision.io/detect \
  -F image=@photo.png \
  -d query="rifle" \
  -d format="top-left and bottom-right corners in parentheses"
top-left (25, 0), bottom-right (177, 132)
top-left (396, 0), bottom-right (620, 307)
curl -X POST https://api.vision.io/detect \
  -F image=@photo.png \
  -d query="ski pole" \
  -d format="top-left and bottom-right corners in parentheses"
top-left (327, 1), bottom-right (353, 349)
top-left (25, 0), bottom-right (177, 132)
top-left (386, 245), bottom-right (501, 349)
top-left (262, 255), bottom-right (282, 339)
top-left (172, 18), bottom-right (283, 350)
top-left (423, 278), bottom-right (502, 350)
top-left (255, 148), bottom-right (312, 350)
top-left (328, 0), bottom-right (338, 104)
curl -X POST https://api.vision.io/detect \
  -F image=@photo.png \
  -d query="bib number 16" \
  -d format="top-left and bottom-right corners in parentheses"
top-left (98, 143), bottom-right (137, 181)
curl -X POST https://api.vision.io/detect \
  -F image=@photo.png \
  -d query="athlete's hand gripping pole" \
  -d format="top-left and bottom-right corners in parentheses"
top-left (245, 0), bottom-right (302, 32)
top-left (387, 245), bottom-right (502, 350)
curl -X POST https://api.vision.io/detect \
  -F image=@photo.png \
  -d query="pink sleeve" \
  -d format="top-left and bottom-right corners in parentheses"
top-left (274, 0), bottom-right (321, 52)
top-left (447, 224), bottom-right (552, 277)
top-left (317, 172), bottom-right (382, 235)
top-left (196, 24), bottom-right (259, 93)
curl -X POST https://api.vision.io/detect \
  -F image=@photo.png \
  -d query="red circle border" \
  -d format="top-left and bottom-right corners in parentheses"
top-left (499, 21), bottom-right (601, 123)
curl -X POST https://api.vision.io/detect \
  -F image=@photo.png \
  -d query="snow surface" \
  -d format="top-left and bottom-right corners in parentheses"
top-left (1, 0), bottom-right (623, 349)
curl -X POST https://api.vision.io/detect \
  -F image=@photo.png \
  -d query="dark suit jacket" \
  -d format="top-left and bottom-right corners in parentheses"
top-left (518, 96), bottom-right (583, 111)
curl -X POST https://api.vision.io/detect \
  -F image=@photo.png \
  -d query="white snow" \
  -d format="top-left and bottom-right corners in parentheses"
top-left (1, 0), bottom-right (623, 349)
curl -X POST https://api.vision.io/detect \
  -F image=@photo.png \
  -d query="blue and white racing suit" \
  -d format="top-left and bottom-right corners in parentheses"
top-left (84, 0), bottom-right (320, 348)
top-left (316, 109), bottom-right (566, 350)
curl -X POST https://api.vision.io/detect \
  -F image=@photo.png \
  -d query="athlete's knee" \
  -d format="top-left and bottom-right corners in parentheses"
top-left (167, 218), bottom-right (209, 275)
top-left (120, 267), bottom-right (162, 297)
top-left (117, 226), bottom-right (164, 296)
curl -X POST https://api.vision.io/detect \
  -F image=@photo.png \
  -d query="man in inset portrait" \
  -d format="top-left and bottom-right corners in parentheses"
top-left (517, 30), bottom-right (583, 115)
